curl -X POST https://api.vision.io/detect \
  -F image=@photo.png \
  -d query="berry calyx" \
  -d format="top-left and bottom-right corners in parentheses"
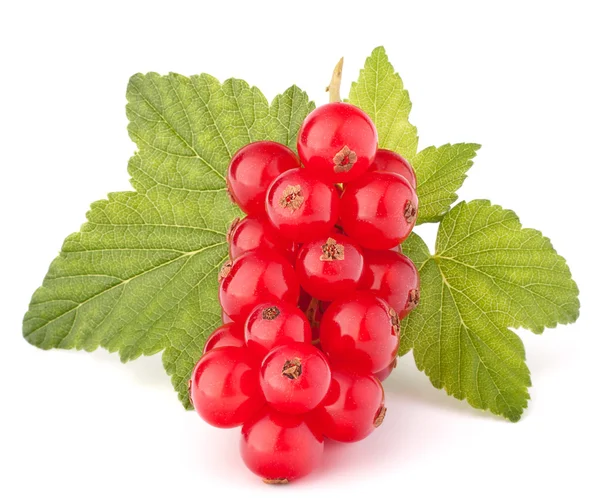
top-left (266, 168), bottom-right (339, 242)
top-left (369, 148), bottom-right (417, 189)
top-left (260, 342), bottom-right (331, 414)
top-left (203, 323), bottom-right (245, 353)
top-left (297, 103), bottom-right (378, 183)
top-left (312, 369), bottom-right (385, 442)
top-left (219, 250), bottom-right (300, 322)
top-left (320, 292), bottom-right (400, 374)
top-left (296, 234), bottom-right (364, 301)
top-left (227, 141), bottom-right (299, 216)
top-left (340, 171), bottom-right (418, 249)
top-left (244, 301), bottom-right (311, 358)
top-left (190, 347), bottom-right (263, 428)
top-left (227, 215), bottom-right (295, 262)
top-left (359, 249), bottom-right (421, 319)
top-left (240, 407), bottom-right (324, 482)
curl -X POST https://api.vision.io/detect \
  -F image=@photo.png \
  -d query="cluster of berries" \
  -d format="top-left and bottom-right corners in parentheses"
top-left (189, 102), bottom-right (420, 483)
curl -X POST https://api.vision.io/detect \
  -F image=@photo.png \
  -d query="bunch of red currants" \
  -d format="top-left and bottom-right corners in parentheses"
top-left (189, 102), bottom-right (420, 483)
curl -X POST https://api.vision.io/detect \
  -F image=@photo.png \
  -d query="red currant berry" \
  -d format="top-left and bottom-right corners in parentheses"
top-left (227, 215), bottom-right (295, 262)
top-left (227, 141), bottom-right (299, 216)
top-left (320, 292), bottom-right (400, 374)
top-left (312, 369), bottom-right (386, 442)
top-left (222, 311), bottom-right (234, 324)
top-left (219, 250), bottom-right (300, 323)
top-left (203, 323), bottom-right (245, 353)
top-left (340, 172), bottom-right (418, 249)
top-left (266, 168), bottom-right (339, 242)
top-left (360, 249), bottom-right (421, 319)
top-left (244, 302), bottom-right (311, 358)
top-left (373, 358), bottom-right (397, 382)
top-left (190, 347), bottom-right (263, 428)
top-left (297, 103), bottom-right (378, 183)
top-left (240, 407), bottom-right (324, 483)
top-left (260, 342), bottom-right (331, 414)
top-left (295, 233), bottom-right (364, 301)
top-left (369, 149), bottom-right (417, 189)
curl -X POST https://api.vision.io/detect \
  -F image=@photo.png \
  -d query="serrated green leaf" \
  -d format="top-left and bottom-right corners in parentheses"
top-left (400, 200), bottom-right (579, 421)
top-left (348, 46), bottom-right (418, 160)
top-left (413, 143), bottom-right (481, 223)
top-left (23, 73), bottom-right (314, 408)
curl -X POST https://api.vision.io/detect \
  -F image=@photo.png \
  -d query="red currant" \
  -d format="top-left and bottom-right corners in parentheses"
top-left (295, 233), bottom-right (364, 301)
top-left (360, 249), bottom-right (421, 319)
top-left (373, 358), bottom-right (397, 382)
top-left (259, 342), bottom-right (331, 414)
top-left (369, 149), bottom-right (417, 188)
top-left (222, 311), bottom-right (234, 324)
top-left (297, 103), bottom-right (378, 183)
top-left (227, 215), bottom-right (295, 262)
top-left (312, 369), bottom-right (386, 442)
top-left (340, 171), bottom-right (418, 249)
top-left (240, 407), bottom-right (323, 483)
top-left (203, 323), bottom-right (245, 353)
top-left (320, 292), bottom-right (400, 374)
top-left (219, 250), bottom-right (300, 323)
top-left (190, 347), bottom-right (263, 428)
top-left (244, 302), bottom-right (311, 358)
top-left (227, 141), bottom-right (299, 216)
top-left (266, 168), bottom-right (339, 242)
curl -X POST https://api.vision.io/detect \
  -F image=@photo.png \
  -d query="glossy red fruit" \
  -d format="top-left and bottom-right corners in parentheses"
top-left (374, 358), bottom-right (397, 382)
top-left (219, 250), bottom-right (300, 323)
top-left (227, 141), bottom-right (299, 216)
top-left (295, 233), bottom-right (364, 301)
top-left (240, 407), bottom-right (324, 483)
top-left (320, 292), bottom-right (400, 374)
top-left (260, 343), bottom-right (331, 414)
top-left (312, 369), bottom-right (386, 442)
top-left (222, 311), bottom-right (234, 324)
top-left (297, 103), bottom-right (378, 183)
top-left (245, 302), bottom-right (311, 358)
top-left (203, 323), bottom-right (245, 353)
top-left (190, 347), bottom-right (263, 428)
top-left (360, 249), bottom-right (420, 319)
top-left (340, 172), bottom-right (418, 250)
top-left (227, 215), bottom-right (295, 262)
top-left (369, 149), bottom-right (417, 188)
top-left (266, 168), bottom-right (339, 243)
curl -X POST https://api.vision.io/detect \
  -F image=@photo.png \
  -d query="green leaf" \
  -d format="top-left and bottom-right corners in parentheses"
top-left (400, 200), bottom-right (579, 421)
top-left (23, 72), bottom-right (314, 408)
top-left (413, 143), bottom-right (481, 223)
top-left (348, 46), bottom-right (418, 160)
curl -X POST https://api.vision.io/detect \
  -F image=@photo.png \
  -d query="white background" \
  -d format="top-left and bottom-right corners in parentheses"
top-left (1, 1), bottom-right (599, 502)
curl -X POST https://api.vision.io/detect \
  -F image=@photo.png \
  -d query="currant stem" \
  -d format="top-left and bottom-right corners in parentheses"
top-left (326, 57), bottom-right (344, 103)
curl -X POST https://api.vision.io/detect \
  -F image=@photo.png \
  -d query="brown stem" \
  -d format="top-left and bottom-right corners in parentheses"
top-left (326, 57), bottom-right (344, 103)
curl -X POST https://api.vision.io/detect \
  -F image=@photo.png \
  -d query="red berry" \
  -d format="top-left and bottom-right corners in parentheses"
top-left (266, 168), bottom-right (339, 242)
top-left (360, 249), bottom-right (421, 319)
top-left (227, 215), bottom-right (295, 262)
top-left (297, 103), bottom-right (378, 183)
top-left (369, 149), bottom-right (417, 188)
top-left (222, 311), bottom-right (234, 324)
top-left (312, 369), bottom-right (386, 442)
top-left (244, 302), bottom-right (311, 358)
top-left (240, 407), bottom-right (324, 483)
top-left (259, 342), bottom-right (331, 414)
top-left (227, 141), bottom-right (299, 216)
top-left (203, 323), bottom-right (245, 353)
top-left (295, 233), bottom-right (364, 301)
top-left (320, 292), bottom-right (400, 374)
top-left (219, 250), bottom-right (300, 323)
top-left (373, 358), bottom-right (397, 382)
top-left (190, 347), bottom-right (263, 428)
top-left (340, 172), bottom-right (418, 249)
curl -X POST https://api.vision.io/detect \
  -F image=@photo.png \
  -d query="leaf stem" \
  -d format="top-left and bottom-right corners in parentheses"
top-left (326, 57), bottom-right (344, 103)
